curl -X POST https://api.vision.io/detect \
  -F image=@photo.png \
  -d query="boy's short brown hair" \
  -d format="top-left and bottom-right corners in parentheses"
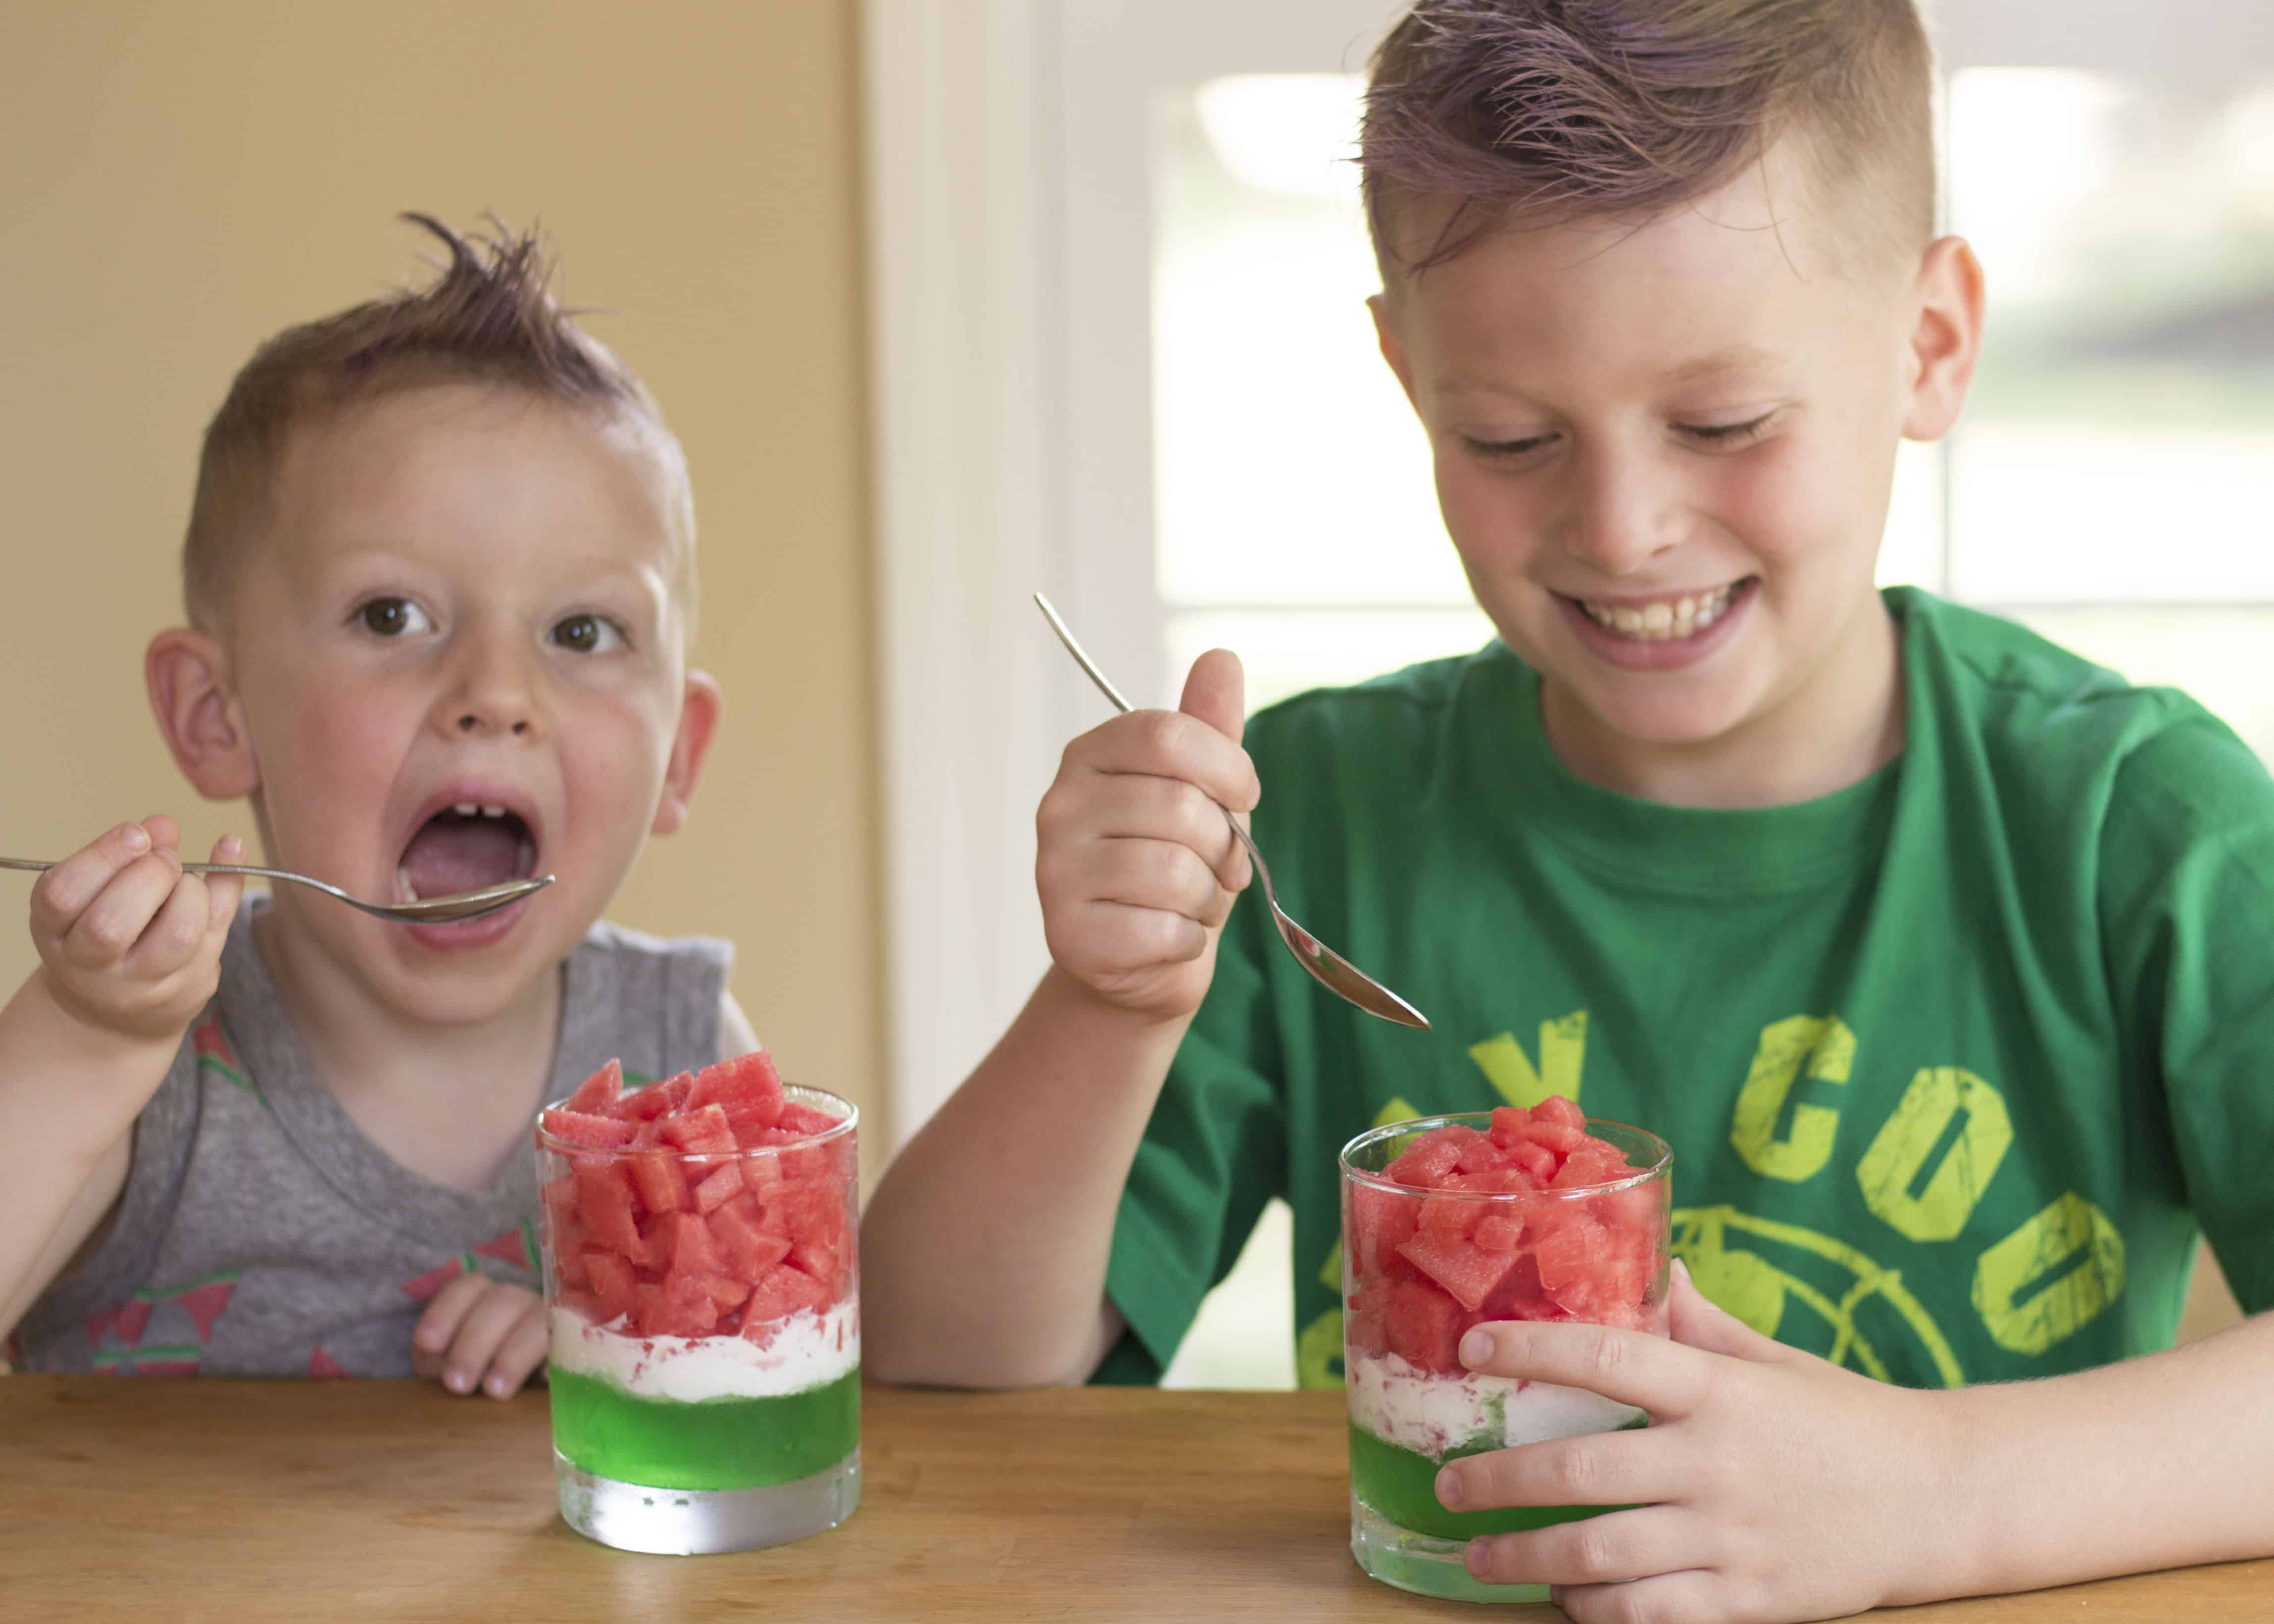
top-left (1360, 0), bottom-right (1936, 275)
top-left (182, 214), bottom-right (692, 628)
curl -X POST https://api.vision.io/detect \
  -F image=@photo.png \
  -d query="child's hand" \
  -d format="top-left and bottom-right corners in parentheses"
top-left (1036, 649), bottom-right (1260, 1022)
top-left (411, 1274), bottom-right (547, 1398)
top-left (1435, 1261), bottom-right (1966, 1623)
top-left (30, 820), bottom-right (243, 1047)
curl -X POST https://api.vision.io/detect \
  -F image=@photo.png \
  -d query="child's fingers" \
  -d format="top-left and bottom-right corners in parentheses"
top-left (1461, 1504), bottom-right (1704, 1589)
top-left (1458, 1319), bottom-right (1712, 1420)
top-left (1177, 648), bottom-right (1247, 748)
top-left (410, 1272), bottom-right (494, 1378)
top-left (1089, 837), bottom-right (1228, 929)
top-left (440, 1285), bottom-right (541, 1396)
top-left (200, 836), bottom-right (246, 938)
top-left (1070, 709), bottom-right (1260, 817)
top-left (1435, 1429), bottom-right (1678, 1526)
top-left (477, 1300), bottom-right (550, 1398)
top-left (29, 823), bottom-right (155, 938)
top-left (138, 813), bottom-right (182, 854)
top-left (1667, 1257), bottom-right (1799, 1365)
top-left (125, 859), bottom-right (221, 975)
top-left (54, 851), bottom-right (187, 971)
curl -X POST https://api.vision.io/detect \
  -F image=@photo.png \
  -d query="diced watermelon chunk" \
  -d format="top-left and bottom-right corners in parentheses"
top-left (627, 1148), bottom-right (690, 1215)
top-left (1487, 1104), bottom-right (1532, 1150)
top-left (1532, 1094), bottom-right (1586, 1135)
top-left (691, 1271), bottom-right (753, 1312)
top-left (542, 1108), bottom-right (638, 1150)
top-left (686, 1051), bottom-right (785, 1128)
top-left (774, 1099), bottom-right (841, 1138)
top-left (790, 1238), bottom-right (844, 1296)
top-left (562, 1059), bottom-right (625, 1115)
top-left (1383, 1129), bottom-right (1464, 1190)
top-left (1551, 1142), bottom-right (1631, 1189)
top-left (611, 1084), bottom-right (677, 1124)
top-left (658, 1104), bottom-right (735, 1155)
top-left (740, 1264), bottom-right (835, 1340)
top-left (1473, 1212), bottom-right (1522, 1252)
top-left (585, 1251), bottom-right (639, 1325)
top-left (1510, 1141), bottom-right (1557, 1183)
top-left (1531, 1212), bottom-right (1606, 1293)
top-left (658, 1073), bottom-right (694, 1109)
top-left (1382, 1277), bottom-right (1467, 1375)
top-left (666, 1210), bottom-right (724, 1277)
top-left (691, 1160), bottom-right (744, 1215)
top-left (1395, 1231), bottom-right (1521, 1312)
top-left (573, 1158), bottom-right (643, 1259)
top-left (708, 1200), bottom-right (794, 1282)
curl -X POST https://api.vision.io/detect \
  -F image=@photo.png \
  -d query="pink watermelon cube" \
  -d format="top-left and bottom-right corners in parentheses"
top-left (627, 1149), bottom-right (690, 1215)
top-left (1395, 1231), bottom-right (1520, 1313)
top-left (708, 1200), bottom-right (794, 1282)
top-left (562, 1059), bottom-right (624, 1115)
top-left (691, 1160), bottom-right (744, 1215)
top-left (687, 1050), bottom-right (785, 1128)
top-left (542, 1108), bottom-right (638, 1150)
top-left (658, 1104), bottom-right (735, 1155)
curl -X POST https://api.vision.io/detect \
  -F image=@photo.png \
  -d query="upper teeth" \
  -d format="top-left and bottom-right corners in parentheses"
top-left (451, 802), bottom-right (509, 818)
top-left (1580, 585), bottom-right (1737, 641)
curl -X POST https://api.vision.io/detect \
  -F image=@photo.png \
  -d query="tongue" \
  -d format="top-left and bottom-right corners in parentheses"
top-left (401, 818), bottom-right (524, 899)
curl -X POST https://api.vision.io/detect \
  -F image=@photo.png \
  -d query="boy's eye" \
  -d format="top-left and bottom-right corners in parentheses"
top-left (1679, 412), bottom-right (1777, 446)
top-left (1463, 432), bottom-right (1558, 460)
top-left (550, 613), bottom-right (626, 655)
top-left (355, 597), bottom-right (433, 637)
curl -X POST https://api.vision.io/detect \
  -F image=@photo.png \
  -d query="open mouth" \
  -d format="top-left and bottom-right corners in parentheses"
top-left (1567, 578), bottom-right (1753, 643)
top-left (396, 802), bottom-right (539, 904)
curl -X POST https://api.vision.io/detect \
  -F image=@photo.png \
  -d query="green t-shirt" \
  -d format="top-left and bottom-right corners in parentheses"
top-left (1099, 588), bottom-right (2274, 1390)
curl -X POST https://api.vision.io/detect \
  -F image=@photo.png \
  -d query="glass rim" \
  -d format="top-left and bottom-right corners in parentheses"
top-left (1338, 1109), bottom-right (1672, 1201)
top-left (532, 1078), bottom-right (858, 1160)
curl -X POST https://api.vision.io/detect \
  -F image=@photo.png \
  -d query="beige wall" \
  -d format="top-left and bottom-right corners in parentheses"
top-left (0, 3), bottom-right (883, 1141)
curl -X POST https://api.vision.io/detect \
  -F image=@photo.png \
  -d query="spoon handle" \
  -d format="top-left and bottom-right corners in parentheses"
top-left (0, 857), bottom-right (321, 885)
top-left (1034, 593), bottom-right (1135, 713)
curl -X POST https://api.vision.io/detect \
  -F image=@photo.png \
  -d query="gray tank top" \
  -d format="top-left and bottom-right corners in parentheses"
top-left (9, 899), bottom-right (731, 1378)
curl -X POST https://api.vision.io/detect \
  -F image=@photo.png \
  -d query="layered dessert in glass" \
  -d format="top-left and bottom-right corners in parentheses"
top-left (1340, 1096), bottom-right (1671, 1602)
top-left (534, 1052), bottom-right (859, 1555)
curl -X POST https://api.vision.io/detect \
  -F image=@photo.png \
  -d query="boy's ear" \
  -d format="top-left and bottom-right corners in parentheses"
top-left (147, 629), bottom-right (261, 800)
top-left (650, 670), bottom-right (723, 837)
top-left (1900, 236), bottom-right (1986, 443)
top-left (1369, 293), bottom-right (1422, 411)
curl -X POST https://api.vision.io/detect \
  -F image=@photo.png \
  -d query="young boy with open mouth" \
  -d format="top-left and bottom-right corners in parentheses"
top-left (0, 217), bottom-right (749, 1398)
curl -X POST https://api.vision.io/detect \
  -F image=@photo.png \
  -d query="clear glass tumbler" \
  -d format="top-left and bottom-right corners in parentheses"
top-left (1340, 1105), bottom-right (1672, 1603)
top-left (535, 1082), bottom-right (860, 1555)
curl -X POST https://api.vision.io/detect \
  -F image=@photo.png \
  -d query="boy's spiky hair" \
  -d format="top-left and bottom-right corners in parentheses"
top-left (182, 213), bottom-right (690, 626)
top-left (1360, 0), bottom-right (1936, 275)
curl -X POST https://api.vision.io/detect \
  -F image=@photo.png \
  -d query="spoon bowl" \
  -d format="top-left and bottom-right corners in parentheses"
top-left (0, 857), bottom-right (553, 925)
top-left (1033, 593), bottom-right (1430, 1031)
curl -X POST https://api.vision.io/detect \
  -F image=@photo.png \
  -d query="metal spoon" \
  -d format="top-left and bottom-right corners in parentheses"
top-left (0, 856), bottom-right (553, 925)
top-left (1034, 593), bottom-right (1430, 1031)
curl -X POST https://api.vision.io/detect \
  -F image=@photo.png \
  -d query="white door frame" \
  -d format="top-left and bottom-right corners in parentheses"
top-left (862, 0), bottom-right (1402, 1141)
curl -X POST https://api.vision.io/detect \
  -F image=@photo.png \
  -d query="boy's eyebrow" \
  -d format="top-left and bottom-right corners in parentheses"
top-left (1431, 345), bottom-right (1791, 402)
top-left (1659, 345), bottom-right (1787, 385)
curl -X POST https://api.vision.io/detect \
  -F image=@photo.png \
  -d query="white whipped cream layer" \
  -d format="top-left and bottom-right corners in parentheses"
top-left (1347, 1350), bottom-right (1645, 1458)
top-left (549, 1302), bottom-right (859, 1402)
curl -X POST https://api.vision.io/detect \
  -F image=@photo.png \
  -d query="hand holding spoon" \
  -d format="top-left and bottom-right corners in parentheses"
top-left (1034, 593), bottom-right (1429, 1031)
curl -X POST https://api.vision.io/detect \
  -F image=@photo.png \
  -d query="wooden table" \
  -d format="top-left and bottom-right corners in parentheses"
top-left (1, 1379), bottom-right (2264, 1621)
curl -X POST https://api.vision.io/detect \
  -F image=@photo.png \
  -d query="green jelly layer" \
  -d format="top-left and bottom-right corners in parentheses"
top-left (1347, 1416), bottom-right (1647, 1542)
top-left (549, 1366), bottom-right (859, 1491)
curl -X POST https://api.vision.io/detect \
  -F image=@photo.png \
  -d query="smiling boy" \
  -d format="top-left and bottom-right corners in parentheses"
top-left (0, 217), bottom-right (748, 1397)
top-left (865, 1), bottom-right (2274, 1616)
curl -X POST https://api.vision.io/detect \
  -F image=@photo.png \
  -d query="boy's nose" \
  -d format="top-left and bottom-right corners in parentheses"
top-left (1562, 444), bottom-right (1684, 576)
top-left (438, 630), bottom-right (545, 741)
